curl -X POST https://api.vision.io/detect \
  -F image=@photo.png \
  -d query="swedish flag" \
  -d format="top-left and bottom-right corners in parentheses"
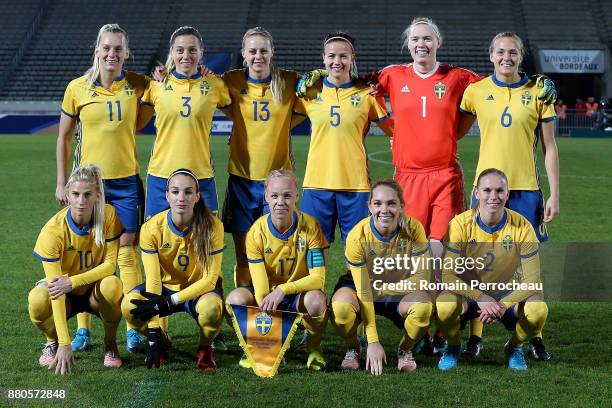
top-left (228, 304), bottom-right (302, 377)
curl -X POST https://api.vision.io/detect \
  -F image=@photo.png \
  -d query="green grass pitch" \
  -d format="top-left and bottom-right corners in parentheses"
top-left (1, 134), bottom-right (611, 407)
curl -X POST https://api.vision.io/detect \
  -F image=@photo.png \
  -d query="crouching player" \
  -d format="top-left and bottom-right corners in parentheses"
top-left (122, 169), bottom-right (225, 371)
top-left (29, 165), bottom-right (124, 374)
top-left (330, 180), bottom-right (433, 375)
top-left (226, 170), bottom-right (328, 370)
top-left (436, 168), bottom-right (548, 371)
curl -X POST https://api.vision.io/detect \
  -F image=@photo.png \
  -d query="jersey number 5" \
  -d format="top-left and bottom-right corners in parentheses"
top-left (330, 105), bottom-right (341, 126)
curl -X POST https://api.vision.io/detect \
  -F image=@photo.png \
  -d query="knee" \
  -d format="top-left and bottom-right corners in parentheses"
top-left (28, 284), bottom-right (50, 319)
top-left (407, 301), bottom-right (433, 327)
top-left (523, 301), bottom-right (548, 325)
top-left (121, 290), bottom-right (141, 318)
top-left (98, 275), bottom-right (123, 303)
top-left (303, 290), bottom-right (327, 317)
top-left (197, 296), bottom-right (223, 323)
top-left (436, 297), bottom-right (461, 323)
top-left (226, 288), bottom-right (252, 307)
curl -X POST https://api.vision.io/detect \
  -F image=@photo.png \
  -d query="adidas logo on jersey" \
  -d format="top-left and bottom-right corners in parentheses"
top-left (315, 95), bottom-right (323, 103)
top-left (165, 84), bottom-right (173, 91)
top-left (67, 245), bottom-right (75, 251)
top-left (91, 91), bottom-right (99, 98)
top-left (240, 89), bottom-right (247, 95)
top-left (161, 242), bottom-right (171, 249)
top-left (265, 248), bottom-right (273, 254)
top-left (400, 85), bottom-right (410, 93)
top-left (469, 239), bottom-right (477, 245)
top-left (486, 95), bottom-right (494, 101)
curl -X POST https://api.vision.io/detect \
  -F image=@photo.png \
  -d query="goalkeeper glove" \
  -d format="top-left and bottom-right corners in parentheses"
top-left (531, 74), bottom-right (557, 105)
top-left (145, 328), bottom-right (166, 369)
top-left (296, 69), bottom-right (327, 97)
top-left (130, 291), bottom-right (173, 321)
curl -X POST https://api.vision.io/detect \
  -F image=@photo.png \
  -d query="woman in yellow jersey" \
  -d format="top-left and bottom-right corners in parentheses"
top-left (122, 169), bottom-right (225, 371)
top-left (331, 180), bottom-right (433, 375)
top-left (297, 32), bottom-right (393, 251)
top-left (226, 170), bottom-right (328, 370)
top-left (29, 165), bottom-right (124, 375)
top-left (436, 168), bottom-right (548, 371)
top-left (56, 24), bottom-right (150, 354)
top-left (221, 27), bottom-right (305, 289)
top-left (460, 32), bottom-right (558, 359)
top-left (141, 26), bottom-right (231, 220)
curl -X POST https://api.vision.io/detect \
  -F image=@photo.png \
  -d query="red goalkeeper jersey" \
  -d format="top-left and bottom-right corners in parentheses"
top-left (379, 63), bottom-right (481, 171)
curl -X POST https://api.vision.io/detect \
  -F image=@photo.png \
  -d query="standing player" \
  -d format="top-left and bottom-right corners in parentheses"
top-left (331, 180), bottom-right (433, 374)
top-left (221, 27), bottom-right (304, 287)
top-left (437, 168), bottom-right (548, 371)
top-left (29, 165), bottom-right (124, 375)
top-left (140, 26), bottom-right (231, 219)
top-left (122, 169), bottom-right (225, 371)
top-left (56, 24), bottom-right (150, 353)
top-left (460, 32), bottom-right (558, 360)
top-left (225, 170), bottom-right (328, 370)
top-left (297, 32), bottom-right (393, 251)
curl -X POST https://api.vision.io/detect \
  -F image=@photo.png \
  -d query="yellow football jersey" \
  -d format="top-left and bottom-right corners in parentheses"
top-left (345, 215), bottom-right (431, 343)
top-left (33, 204), bottom-right (123, 345)
top-left (139, 209), bottom-right (225, 303)
top-left (143, 71), bottom-right (231, 179)
top-left (61, 71), bottom-right (149, 179)
top-left (297, 78), bottom-right (389, 191)
top-left (442, 208), bottom-right (541, 306)
top-left (246, 211), bottom-right (327, 305)
top-left (460, 73), bottom-right (556, 190)
top-left (223, 69), bottom-right (301, 180)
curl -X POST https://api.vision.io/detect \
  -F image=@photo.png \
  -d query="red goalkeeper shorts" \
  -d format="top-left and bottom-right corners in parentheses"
top-left (394, 164), bottom-right (465, 240)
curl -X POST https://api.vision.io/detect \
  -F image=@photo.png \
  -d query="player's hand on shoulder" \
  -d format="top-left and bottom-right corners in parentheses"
top-left (530, 74), bottom-right (557, 105)
top-left (296, 69), bottom-right (327, 98)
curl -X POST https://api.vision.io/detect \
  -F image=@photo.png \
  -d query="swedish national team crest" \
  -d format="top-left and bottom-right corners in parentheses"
top-left (255, 312), bottom-right (272, 336)
top-left (433, 81), bottom-right (446, 99)
top-left (502, 235), bottom-right (514, 252)
top-left (350, 94), bottom-right (361, 107)
top-left (124, 83), bottom-right (135, 96)
top-left (521, 92), bottom-right (532, 106)
top-left (297, 235), bottom-right (306, 252)
top-left (200, 81), bottom-right (210, 96)
top-left (228, 304), bottom-right (302, 378)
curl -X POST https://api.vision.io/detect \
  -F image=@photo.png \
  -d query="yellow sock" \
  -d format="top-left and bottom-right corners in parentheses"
top-left (95, 276), bottom-right (123, 343)
top-left (28, 284), bottom-right (56, 342)
top-left (303, 309), bottom-right (329, 350)
top-left (435, 294), bottom-right (463, 346)
top-left (469, 318), bottom-right (484, 338)
top-left (515, 301), bottom-right (548, 344)
top-left (76, 312), bottom-right (92, 331)
top-left (118, 246), bottom-right (142, 294)
top-left (330, 301), bottom-right (359, 349)
top-left (196, 296), bottom-right (224, 346)
top-left (400, 301), bottom-right (433, 350)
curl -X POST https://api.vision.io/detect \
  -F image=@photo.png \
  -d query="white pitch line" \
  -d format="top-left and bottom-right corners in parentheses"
top-left (122, 378), bottom-right (168, 408)
top-left (367, 150), bottom-right (612, 181)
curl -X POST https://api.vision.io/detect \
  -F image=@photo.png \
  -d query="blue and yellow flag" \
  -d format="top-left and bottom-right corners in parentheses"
top-left (228, 304), bottom-right (302, 378)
